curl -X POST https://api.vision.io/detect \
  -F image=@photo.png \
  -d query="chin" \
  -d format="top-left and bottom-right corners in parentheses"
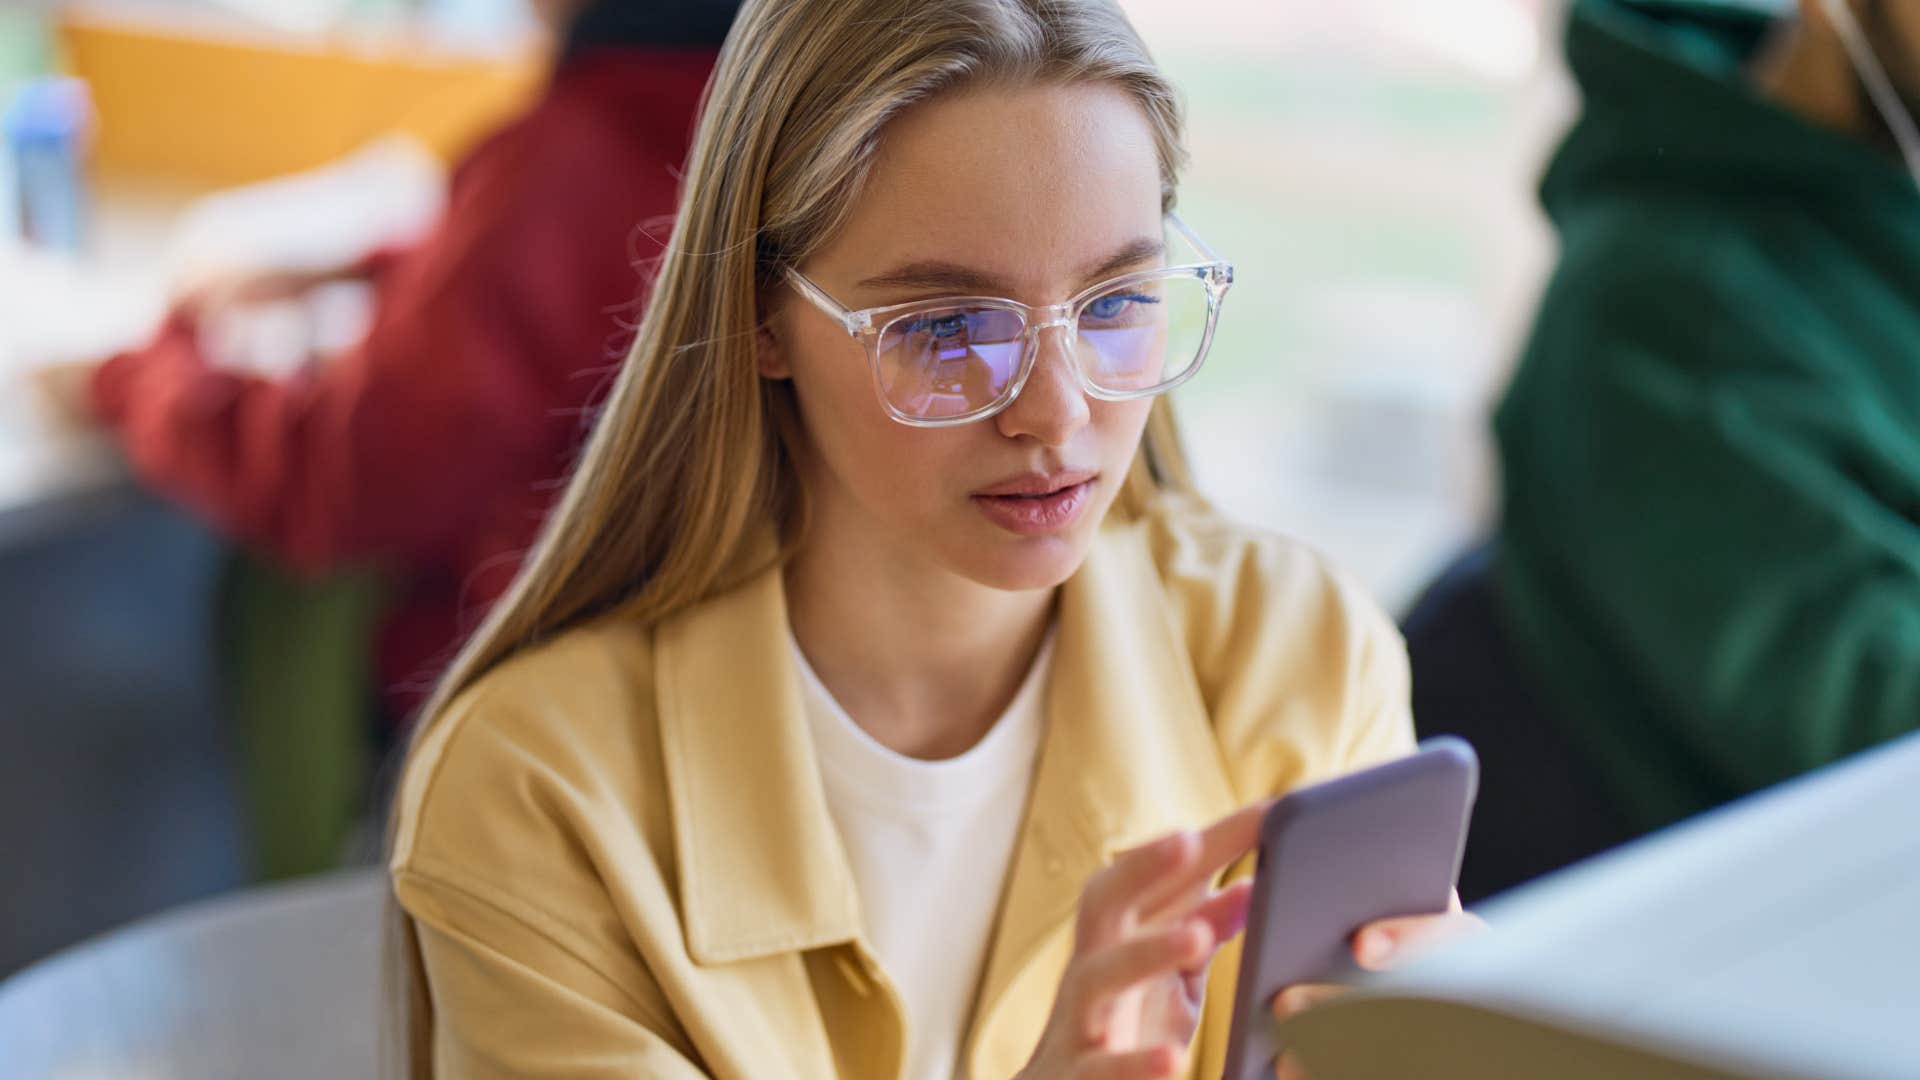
top-left (949, 531), bottom-right (1093, 593)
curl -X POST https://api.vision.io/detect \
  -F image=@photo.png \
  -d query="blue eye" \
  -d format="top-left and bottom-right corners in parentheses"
top-left (1085, 293), bottom-right (1156, 321)
top-left (906, 313), bottom-right (971, 340)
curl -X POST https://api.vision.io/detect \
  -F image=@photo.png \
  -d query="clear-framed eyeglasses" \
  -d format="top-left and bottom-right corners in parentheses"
top-left (784, 215), bottom-right (1234, 427)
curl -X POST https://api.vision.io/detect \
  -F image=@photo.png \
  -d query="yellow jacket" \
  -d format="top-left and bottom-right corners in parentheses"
top-left (390, 500), bottom-right (1415, 1079)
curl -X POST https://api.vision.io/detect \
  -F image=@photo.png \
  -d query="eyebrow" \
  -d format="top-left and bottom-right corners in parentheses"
top-left (855, 236), bottom-right (1166, 297)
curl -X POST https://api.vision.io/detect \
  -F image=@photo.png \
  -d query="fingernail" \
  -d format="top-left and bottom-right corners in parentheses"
top-left (1183, 919), bottom-right (1211, 957)
top-left (1361, 929), bottom-right (1395, 966)
top-left (1271, 987), bottom-right (1301, 1016)
top-left (1220, 903), bottom-right (1250, 941)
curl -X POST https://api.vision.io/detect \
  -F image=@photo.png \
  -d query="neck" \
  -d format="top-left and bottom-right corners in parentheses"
top-left (1756, 17), bottom-right (1873, 138)
top-left (783, 504), bottom-right (1055, 762)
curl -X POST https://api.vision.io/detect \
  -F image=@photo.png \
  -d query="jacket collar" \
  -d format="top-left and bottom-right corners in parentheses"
top-left (652, 516), bottom-right (1239, 974)
top-left (654, 562), bottom-right (863, 965)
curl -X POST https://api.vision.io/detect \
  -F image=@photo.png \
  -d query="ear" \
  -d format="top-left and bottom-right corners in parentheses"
top-left (755, 322), bottom-right (792, 379)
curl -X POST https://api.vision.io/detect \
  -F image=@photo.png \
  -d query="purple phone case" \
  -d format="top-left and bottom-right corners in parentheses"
top-left (1219, 737), bottom-right (1478, 1079)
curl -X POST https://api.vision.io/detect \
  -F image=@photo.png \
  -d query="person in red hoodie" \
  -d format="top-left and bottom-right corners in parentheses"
top-left (40, 0), bottom-right (739, 729)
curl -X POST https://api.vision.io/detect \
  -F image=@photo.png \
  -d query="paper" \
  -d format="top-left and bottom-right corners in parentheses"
top-left (1289, 732), bottom-right (1920, 1079)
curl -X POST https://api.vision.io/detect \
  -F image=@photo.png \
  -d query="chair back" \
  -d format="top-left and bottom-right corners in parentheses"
top-left (0, 870), bottom-right (385, 1080)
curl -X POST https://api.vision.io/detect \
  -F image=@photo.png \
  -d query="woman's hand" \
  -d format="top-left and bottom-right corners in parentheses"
top-left (1269, 895), bottom-right (1486, 1080)
top-left (1016, 802), bottom-right (1269, 1080)
top-left (171, 264), bottom-right (359, 322)
top-left (27, 358), bottom-right (104, 429)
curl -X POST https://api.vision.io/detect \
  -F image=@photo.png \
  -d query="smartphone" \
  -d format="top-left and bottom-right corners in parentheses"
top-left (1219, 737), bottom-right (1479, 1080)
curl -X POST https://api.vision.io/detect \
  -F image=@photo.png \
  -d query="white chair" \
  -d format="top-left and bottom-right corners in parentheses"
top-left (0, 869), bottom-right (385, 1079)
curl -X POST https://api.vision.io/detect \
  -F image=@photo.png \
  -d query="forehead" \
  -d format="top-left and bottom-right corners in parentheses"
top-left (808, 81), bottom-right (1167, 300)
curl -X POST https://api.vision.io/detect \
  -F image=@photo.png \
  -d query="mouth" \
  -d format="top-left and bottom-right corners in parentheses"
top-left (970, 470), bottom-right (1099, 536)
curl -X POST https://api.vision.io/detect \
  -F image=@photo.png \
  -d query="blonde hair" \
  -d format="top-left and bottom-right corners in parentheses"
top-left (388, 0), bottom-right (1194, 1072)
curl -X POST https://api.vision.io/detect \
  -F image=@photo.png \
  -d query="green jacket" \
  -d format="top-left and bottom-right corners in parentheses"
top-left (1496, 0), bottom-right (1920, 834)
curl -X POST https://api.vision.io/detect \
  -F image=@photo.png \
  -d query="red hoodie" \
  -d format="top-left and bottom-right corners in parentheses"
top-left (91, 49), bottom-right (716, 721)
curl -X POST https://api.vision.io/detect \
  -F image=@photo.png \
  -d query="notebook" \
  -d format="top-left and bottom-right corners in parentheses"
top-left (1278, 730), bottom-right (1920, 1080)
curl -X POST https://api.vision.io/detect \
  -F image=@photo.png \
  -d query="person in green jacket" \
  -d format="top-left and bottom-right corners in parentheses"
top-left (1494, 0), bottom-right (1920, 844)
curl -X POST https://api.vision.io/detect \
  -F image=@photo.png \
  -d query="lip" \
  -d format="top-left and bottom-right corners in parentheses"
top-left (970, 470), bottom-right (1099, 536)
top-left (972, 468), bottom-right (1099, 498)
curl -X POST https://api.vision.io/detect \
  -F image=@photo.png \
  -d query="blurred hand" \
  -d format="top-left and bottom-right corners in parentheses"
top-left (28, 358), bottom-right (104, 430)
top-left (1270, 894), bottom-right (1486, 1080)
top-left (1015, 802), bottom-right (1268, 1080)
top-left (172, 264), bottom-right (356, 323)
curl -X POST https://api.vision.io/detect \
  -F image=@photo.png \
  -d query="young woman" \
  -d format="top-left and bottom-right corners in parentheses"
top-left (387, 0), bottom-right (1472, 1077)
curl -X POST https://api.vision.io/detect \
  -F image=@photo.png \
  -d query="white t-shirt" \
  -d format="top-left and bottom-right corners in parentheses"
top-left (792, 632), bottom-right (1053, 1080)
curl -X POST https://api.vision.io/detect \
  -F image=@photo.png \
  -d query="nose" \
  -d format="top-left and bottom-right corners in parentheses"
top-left (994, 322), bottom-right (1090, 447)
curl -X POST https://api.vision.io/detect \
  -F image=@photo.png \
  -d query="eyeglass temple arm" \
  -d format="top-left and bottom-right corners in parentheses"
top-left (785, 268), bottom-right (869, 333)
top-left (1167, 213), bottom-right (1226, 265)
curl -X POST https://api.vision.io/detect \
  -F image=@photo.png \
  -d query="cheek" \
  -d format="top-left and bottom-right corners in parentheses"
top-left (781, 312), bottom-right (868, 408)
top-left (784, 323), bottom-right (949, 504)
top-left (1092, 397), bottom-right (1156, 467)
top-left (781, 314), bottom-right (877, 450)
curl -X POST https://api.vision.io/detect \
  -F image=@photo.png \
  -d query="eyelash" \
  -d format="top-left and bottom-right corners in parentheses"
top-left (914, 313), bottom-right (970, 339)
top-left (1085, 293), bottom-right (1158, 319)
top-left (900, 293), bottom-right (1161, 340)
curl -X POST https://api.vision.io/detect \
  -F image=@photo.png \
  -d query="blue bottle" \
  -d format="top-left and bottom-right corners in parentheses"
top-left (4, 77), bottom-right (93, 254)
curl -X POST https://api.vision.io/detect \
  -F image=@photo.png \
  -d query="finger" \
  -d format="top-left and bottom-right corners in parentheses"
top-left (1069, 921), bottom-right (1214, 1039)
top-left (1072, 1044), bottom-right (1183, 1080)
top-left (1270, 982), bottom-right (1345, 1020)
top-left (1077, 830), bottom-right (1201, 949)
top-left (1133, 800), bottom-right (1271, 921)
top-left (1351, 909), bottom-right (1487, 971)
top-left (1156, 880), bottom-right (1254, 1008)
top-left (1275, 1049), bottom-right (1309, 1080)
top-left (1179, 879), bottom-right (1255, 970)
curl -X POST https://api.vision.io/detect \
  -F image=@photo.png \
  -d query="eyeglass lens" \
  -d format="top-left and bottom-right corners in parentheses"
top-left (873, 273), bottom-right (1211, 421)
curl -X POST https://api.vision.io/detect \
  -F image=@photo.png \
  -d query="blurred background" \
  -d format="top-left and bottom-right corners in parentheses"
top-left (1145, 0), bottom-right (1570, 604)
top-left (0, 0), bottom-right (1570, 975)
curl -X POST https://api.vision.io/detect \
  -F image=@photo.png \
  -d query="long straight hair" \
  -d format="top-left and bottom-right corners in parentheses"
top-left (387, 0), bottom-right (1195, 1072)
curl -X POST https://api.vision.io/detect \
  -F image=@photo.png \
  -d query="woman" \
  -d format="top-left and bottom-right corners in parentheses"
top-left (388, 0), bottom-right (1471, 1076)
